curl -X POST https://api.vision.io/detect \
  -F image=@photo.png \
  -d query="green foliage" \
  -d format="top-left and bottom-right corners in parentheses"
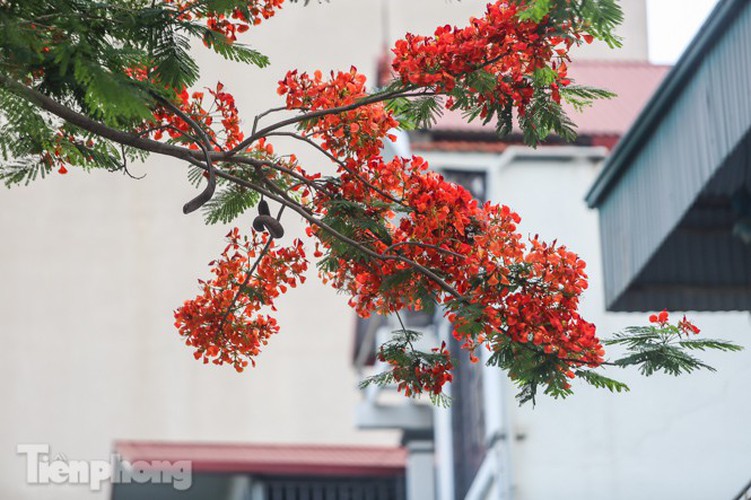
top-left (0, 0), bottom-right (272, 176)
top-left (518, 89), bottom-right (578, 147)
top-left (513, 0), bottom-right (624, 48)
top-left (0, 89), bottom-right (55, 181)
top-left (185, 24), bottom-right (270, 67)
top-left (487, 336), bottom-right (574, 405)
top-left (151, 25), bottom-right (200, 89)
top-left (577, 0), bottom-right (624, 48)
top-left (606, 326), bottom-right (743, 377)
top-left (560, 84), bottom-right (617, 112)
top-left (473, 317), bottom-right (741, 406)
top-left (386, 95), bottom-right (443, 131)
top-left (359, 327), bottom-right (452, 407)
top-left (574, 369), bottom-right (629, 393)
top-left (516, 0), bottom-right (553, 22)
top-left (202, 185), bottom-right (261, 224)
top-left (320, 199), bottom-right (393, 248)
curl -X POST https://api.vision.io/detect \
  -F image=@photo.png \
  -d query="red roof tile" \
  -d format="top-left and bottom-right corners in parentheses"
top-left (413, 140), bottom-right (512, 153)
top-left (114, 441), bottom-right (407, 477)
top-left (430, 61), bottom-right (671, 137)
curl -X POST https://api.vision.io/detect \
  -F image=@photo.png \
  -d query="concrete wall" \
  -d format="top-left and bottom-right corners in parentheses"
top-left (423, 148), bottom-right (751, 500)
top-left (0, 1), bottom-right (648, 499)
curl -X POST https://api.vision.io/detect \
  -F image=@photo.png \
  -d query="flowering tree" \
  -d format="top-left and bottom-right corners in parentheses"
top-left (0, 0), bottom-right (740, 405)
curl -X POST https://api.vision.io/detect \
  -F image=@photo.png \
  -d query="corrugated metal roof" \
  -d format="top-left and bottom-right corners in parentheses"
top-left (586, 0), bottom-right (750, 207)
top-left (584, 0), bottom-right (751, 311)
top-left (114, 441), bottom-right (407, 477)
top-left (430, 61), bottom-right (670, 137)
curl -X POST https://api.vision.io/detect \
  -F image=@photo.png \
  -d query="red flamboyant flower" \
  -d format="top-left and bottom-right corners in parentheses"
top-left (163, 0), bottom-right (285, 44)
top-left (174, 229), bottom-right (307, 371)
top-left (649, 309), bottom-right (670, 326)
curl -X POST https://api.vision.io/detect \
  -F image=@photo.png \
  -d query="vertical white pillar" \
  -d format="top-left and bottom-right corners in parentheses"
top-left (406, 440), bottom-right (436, 500)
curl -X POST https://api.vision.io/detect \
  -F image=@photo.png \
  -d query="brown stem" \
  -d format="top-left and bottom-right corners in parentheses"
top-left (153, 94), bottom-right (218, 214)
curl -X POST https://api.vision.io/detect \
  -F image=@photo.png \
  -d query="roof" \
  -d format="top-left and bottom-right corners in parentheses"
top-left (430, 61), bottom-right (670, 138)
top-left (114, 441), bottom-right (407, 478)
top-left (586, 0), bottom-right (747, 207)
top-left (581, 0), bottom-right (751, 311)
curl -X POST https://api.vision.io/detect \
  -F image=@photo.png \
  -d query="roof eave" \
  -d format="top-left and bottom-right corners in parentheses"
top-left (585, 0), bottom-right (746, 208)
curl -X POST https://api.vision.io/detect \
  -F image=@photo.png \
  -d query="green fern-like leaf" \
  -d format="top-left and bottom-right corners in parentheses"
top-left (202, 185), bottom-right (261, 224)
top-left (575, 369), bottom-right (630, 393)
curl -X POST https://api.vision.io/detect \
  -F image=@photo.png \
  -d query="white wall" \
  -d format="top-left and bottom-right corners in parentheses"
top-left (424, 149), bottom-right (751, 500)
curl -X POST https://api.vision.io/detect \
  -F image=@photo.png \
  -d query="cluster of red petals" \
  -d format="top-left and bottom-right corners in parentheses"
top-left (379, 342), bottom-right (454, 397)
top-left (162, 2), bottom-right (606, 392)
top-left (391, 1), bottom-right (585, 113)
top-left (273, 61), bottom-right (604, 395)
top-left (312, 150), bottom-right (605, 371)
top-left (163, 0), bottom-right (284, 44)
top-left (648, 309), bottom-right (670, 326)
top-left (149, 82), bottom-right (245, 150)
top-left (277, 68), bottom-right (399, 161)
top-left (497, 237), bottom-right (603, 365)
top-left (649, 310), bottom-right (701, 336)
top-left (124, 63), bottom-right (244, 151)
top-left (174, 228), bottom-right (308, 372)
top-left (678, 315), bottom-right (701, 335)
top-left (276, 67), bottom-right (607, 384)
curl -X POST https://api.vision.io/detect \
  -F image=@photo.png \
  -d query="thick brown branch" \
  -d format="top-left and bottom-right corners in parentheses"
top-left (0, 75), bottom-right (196, 162)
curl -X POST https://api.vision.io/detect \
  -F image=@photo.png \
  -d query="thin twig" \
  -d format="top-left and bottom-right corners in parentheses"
top-left (265, 131), bottom-right (410, 208)
top-left (385, 241), bottom-right (464, 259)
top-left (228, 87), bottom-right (434, 155)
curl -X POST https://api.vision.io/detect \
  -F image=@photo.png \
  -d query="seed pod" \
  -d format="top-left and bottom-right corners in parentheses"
top-left (255, 214), bottom-right (285, 239)
top-left (258, 199), bottom-right (270, 216)
top-left (252, 216), bottom-right (265, 232)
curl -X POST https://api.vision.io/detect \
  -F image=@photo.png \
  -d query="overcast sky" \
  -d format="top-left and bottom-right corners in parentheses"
top-left (647, 0), bottom-right (720, 64)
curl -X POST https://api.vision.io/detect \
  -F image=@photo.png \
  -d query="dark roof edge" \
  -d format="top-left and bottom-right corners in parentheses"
top-left (585, 0), bottom-right (745, 208)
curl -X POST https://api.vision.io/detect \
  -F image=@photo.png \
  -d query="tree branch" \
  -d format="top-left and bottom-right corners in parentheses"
top-left (0, 75), bottom-right (196, 162)
top-left (153, 94), bottom-right (218, 214)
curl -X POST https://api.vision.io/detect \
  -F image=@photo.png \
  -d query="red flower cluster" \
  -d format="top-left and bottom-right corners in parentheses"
top-left (174, 228), bottom-right (307, 371)
top-left (163, 0), bottom-right (285, 44)
top-left (277, 68), bottom-right (399, 161)
top-left (391, 1), bottom-right (584, 114)
top-left (300, 133), bottom-right (605, 387)
top-left (379, 341), bottom-right (454, 397)
top-left (650, 309), bottom-right (701, 336)
top-left (648, 309), bottom-right (670, 325)
top-left (160, 1), bottom-right (614, 395)
top-left (149, 82), bottom-right (245, 150)
top-left (41, 130), bottom-right (94, 175)
top-left (497, 237), bottom-right (603, 365)
top-left (678, 316), bottom-right (701, 335)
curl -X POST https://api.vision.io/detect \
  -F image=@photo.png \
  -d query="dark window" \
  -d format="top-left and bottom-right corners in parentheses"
top-left (440, 169), bottom-right (488, 500)
top-left (264, 476), bottom-right (406, 500)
